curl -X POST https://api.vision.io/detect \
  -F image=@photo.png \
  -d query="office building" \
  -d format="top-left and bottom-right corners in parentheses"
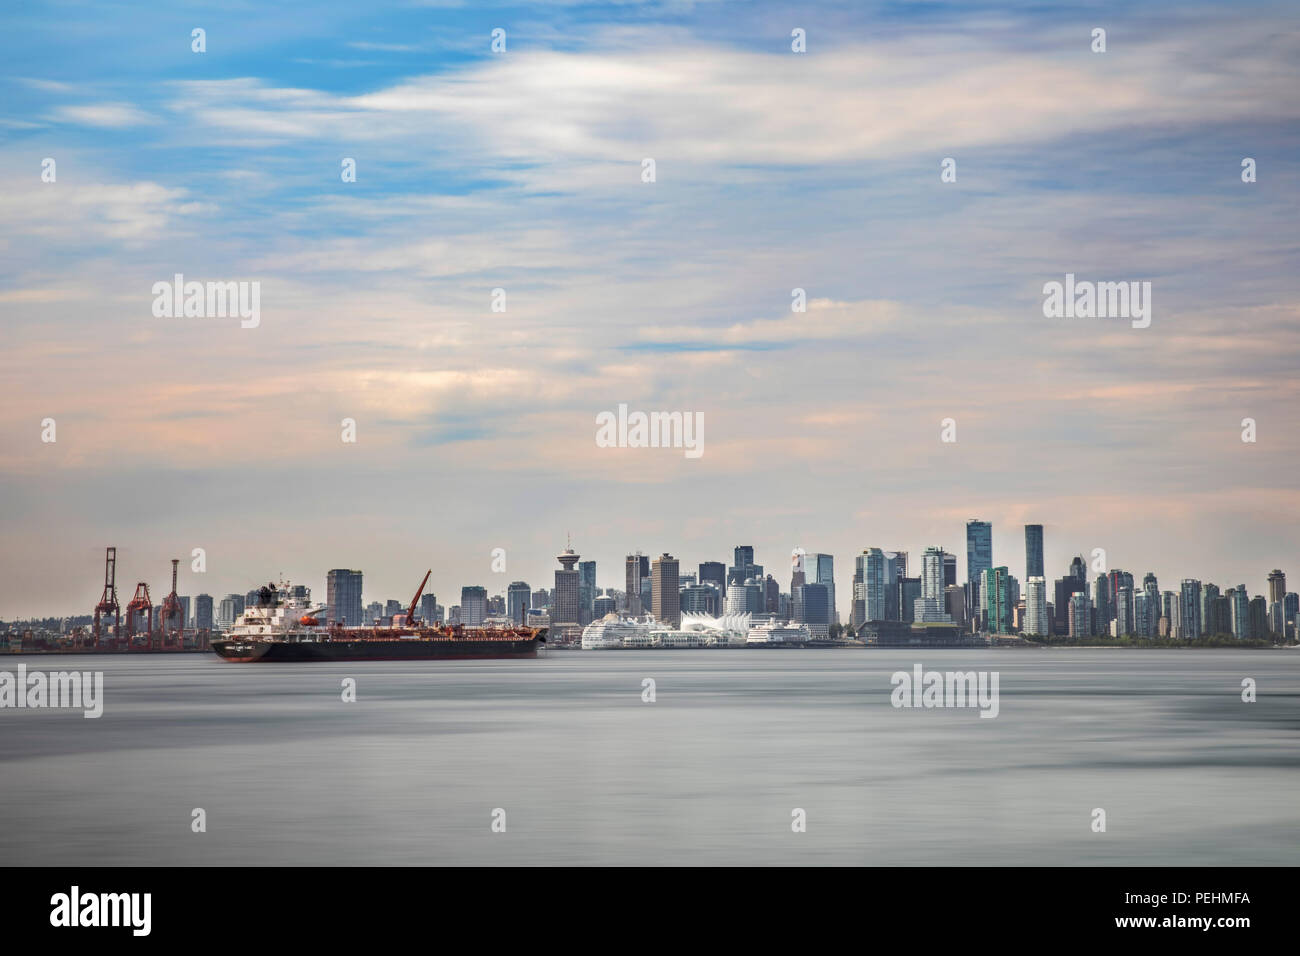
top-left (195, 594), bottom-right (214, 631)
top-left (507, 581), bottom-right (531, 625)
top-left (327, 569), bottom-right (364, 627)
top-left (651, 553), bottom-right (681, 627)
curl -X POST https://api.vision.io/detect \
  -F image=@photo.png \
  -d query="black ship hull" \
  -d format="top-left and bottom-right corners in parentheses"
top-left (211, 636), bottom-right (542, 663)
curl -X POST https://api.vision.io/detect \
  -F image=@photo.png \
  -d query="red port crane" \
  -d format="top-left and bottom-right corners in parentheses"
top-left (93, 547), bottom-right (120, 646)
top-left (406, 570), bottom-right (432, 626)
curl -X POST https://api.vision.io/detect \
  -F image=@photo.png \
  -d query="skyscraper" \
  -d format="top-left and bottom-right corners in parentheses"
top-left (1231, 586), bottom-right (1249, 639)
top-left (578, 560), bottom-right (596, 625)
top-left (852, 551), bottom-right (868, 626)
top-left (1024, 524), bottom-right (1044, 580)
top-left (1024, 577), bottom-right (1048, 636)
top-left (803, 552), bottom-right (836, 625)
top-left (942, 551), bottom-right (957, 589)
top-left (798, 582), bottom-right (830, 638)
top-left (1268, 569), bottom-right (1287, 605)
top-left (728, 546), bottom-right (762, 587)
top-left (1199, 582), bottom-right (1221, 636)
top-left (913, 547), bottom-right (952, 623)
top-left (1068, 591), bottom-right (1092, 638)
top-left (864, 548), bottom-right (902, 622)
top-left (1114, 584), bottom-right (1134, 636)
top-left (981, 566), bottom-right (1012, 634)
top-left (698, 561), bottom-right (726, 596)
top-left (966, 520), bottom-right (992, 609)
top-left (195, 593), bottom-right (214, 631)
top-left (764, 574), bottom-right (781, 614)
top-left (625, 554), bottom-right (647, 616)
top-left (507, 581), bottom-right (531, 625)
top-left (554, 547), bottom-right (581, 635)
top-left (651, 553), bottom-right (681, 627)
top-left (1094, 574), bottom-right (1111, 627)
top-left (460, 586), bottom-right (487, 626)
top-left (326, 569), bottom-right (364, 627)
top-left (1180, 579), bottom-right (1202, 639)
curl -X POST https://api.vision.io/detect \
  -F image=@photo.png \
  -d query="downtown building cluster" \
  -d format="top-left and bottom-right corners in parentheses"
top-left (12, 524), bottom-right (1294, 651)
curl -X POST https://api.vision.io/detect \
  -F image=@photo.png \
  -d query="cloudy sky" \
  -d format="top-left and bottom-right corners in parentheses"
top-left (2, 0), bottom-right (1298, 618)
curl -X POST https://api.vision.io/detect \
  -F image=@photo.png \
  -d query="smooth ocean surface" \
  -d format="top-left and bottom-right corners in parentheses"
top-left (1, 649), bottom-right (1297, 865)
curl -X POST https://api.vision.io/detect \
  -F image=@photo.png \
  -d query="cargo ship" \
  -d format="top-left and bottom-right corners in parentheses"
top-left (210, 573), bottom-right (545, 663)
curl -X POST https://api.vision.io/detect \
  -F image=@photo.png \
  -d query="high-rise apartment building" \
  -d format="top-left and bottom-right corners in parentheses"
top-left (981, 566), bottom-right (1012, 634)
top-left (1024, 577), bottom-right (1048, 636)
top-left (1199, 583), bottom-right (1221, 636)
top-left (1068, 591), bottom-right (1092, 638)
top-left (1230, 586), bottom-right (1249, 639)
top-left (913, 547), bottom-right (952, 623)
top-left (1179, 579), bottom-right (1202, 638)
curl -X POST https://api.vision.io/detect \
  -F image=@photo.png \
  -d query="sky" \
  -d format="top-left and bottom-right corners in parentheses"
top-left (1, 0), bottom-right (1298, 618)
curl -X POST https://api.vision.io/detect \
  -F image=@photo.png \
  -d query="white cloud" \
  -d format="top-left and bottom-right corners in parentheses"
top-left (51, 102), bottom-right (158, 128)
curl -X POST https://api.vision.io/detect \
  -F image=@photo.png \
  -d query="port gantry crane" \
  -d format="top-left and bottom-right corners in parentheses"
top-left (93, 546), bottom-right (120, 646)
top-left (124, 582), bottom-right (153, 648)
top-left (159, 558), bottom-right (184, 648)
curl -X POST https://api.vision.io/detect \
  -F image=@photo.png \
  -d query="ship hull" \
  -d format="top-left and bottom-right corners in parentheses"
top-left (211, 637), bottom-right (541, 663)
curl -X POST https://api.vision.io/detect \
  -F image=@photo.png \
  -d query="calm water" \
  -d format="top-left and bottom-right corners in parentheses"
top-left (2, 649), bottom-right (1298, 865)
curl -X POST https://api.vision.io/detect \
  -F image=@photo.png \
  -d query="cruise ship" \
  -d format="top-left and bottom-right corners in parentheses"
top-left (580, 611), bottom-right (751, 649)
top-left (746, 621), bottom-right (813, 645)
top-left (580, 614), bottom-right (652, 649)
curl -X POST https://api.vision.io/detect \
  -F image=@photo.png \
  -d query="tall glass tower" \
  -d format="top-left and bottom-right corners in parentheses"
top-left (1024, 524), bottom-right (1044, 580)
top-left (966, 520), bottom-right (992, 610)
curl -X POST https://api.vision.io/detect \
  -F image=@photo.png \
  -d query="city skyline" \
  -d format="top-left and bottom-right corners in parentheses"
top-left (3, 521), bottom-right (1292, 627)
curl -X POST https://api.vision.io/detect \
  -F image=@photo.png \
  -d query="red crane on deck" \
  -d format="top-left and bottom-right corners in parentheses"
top-left (405, 570), bottom-right (432, 627)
